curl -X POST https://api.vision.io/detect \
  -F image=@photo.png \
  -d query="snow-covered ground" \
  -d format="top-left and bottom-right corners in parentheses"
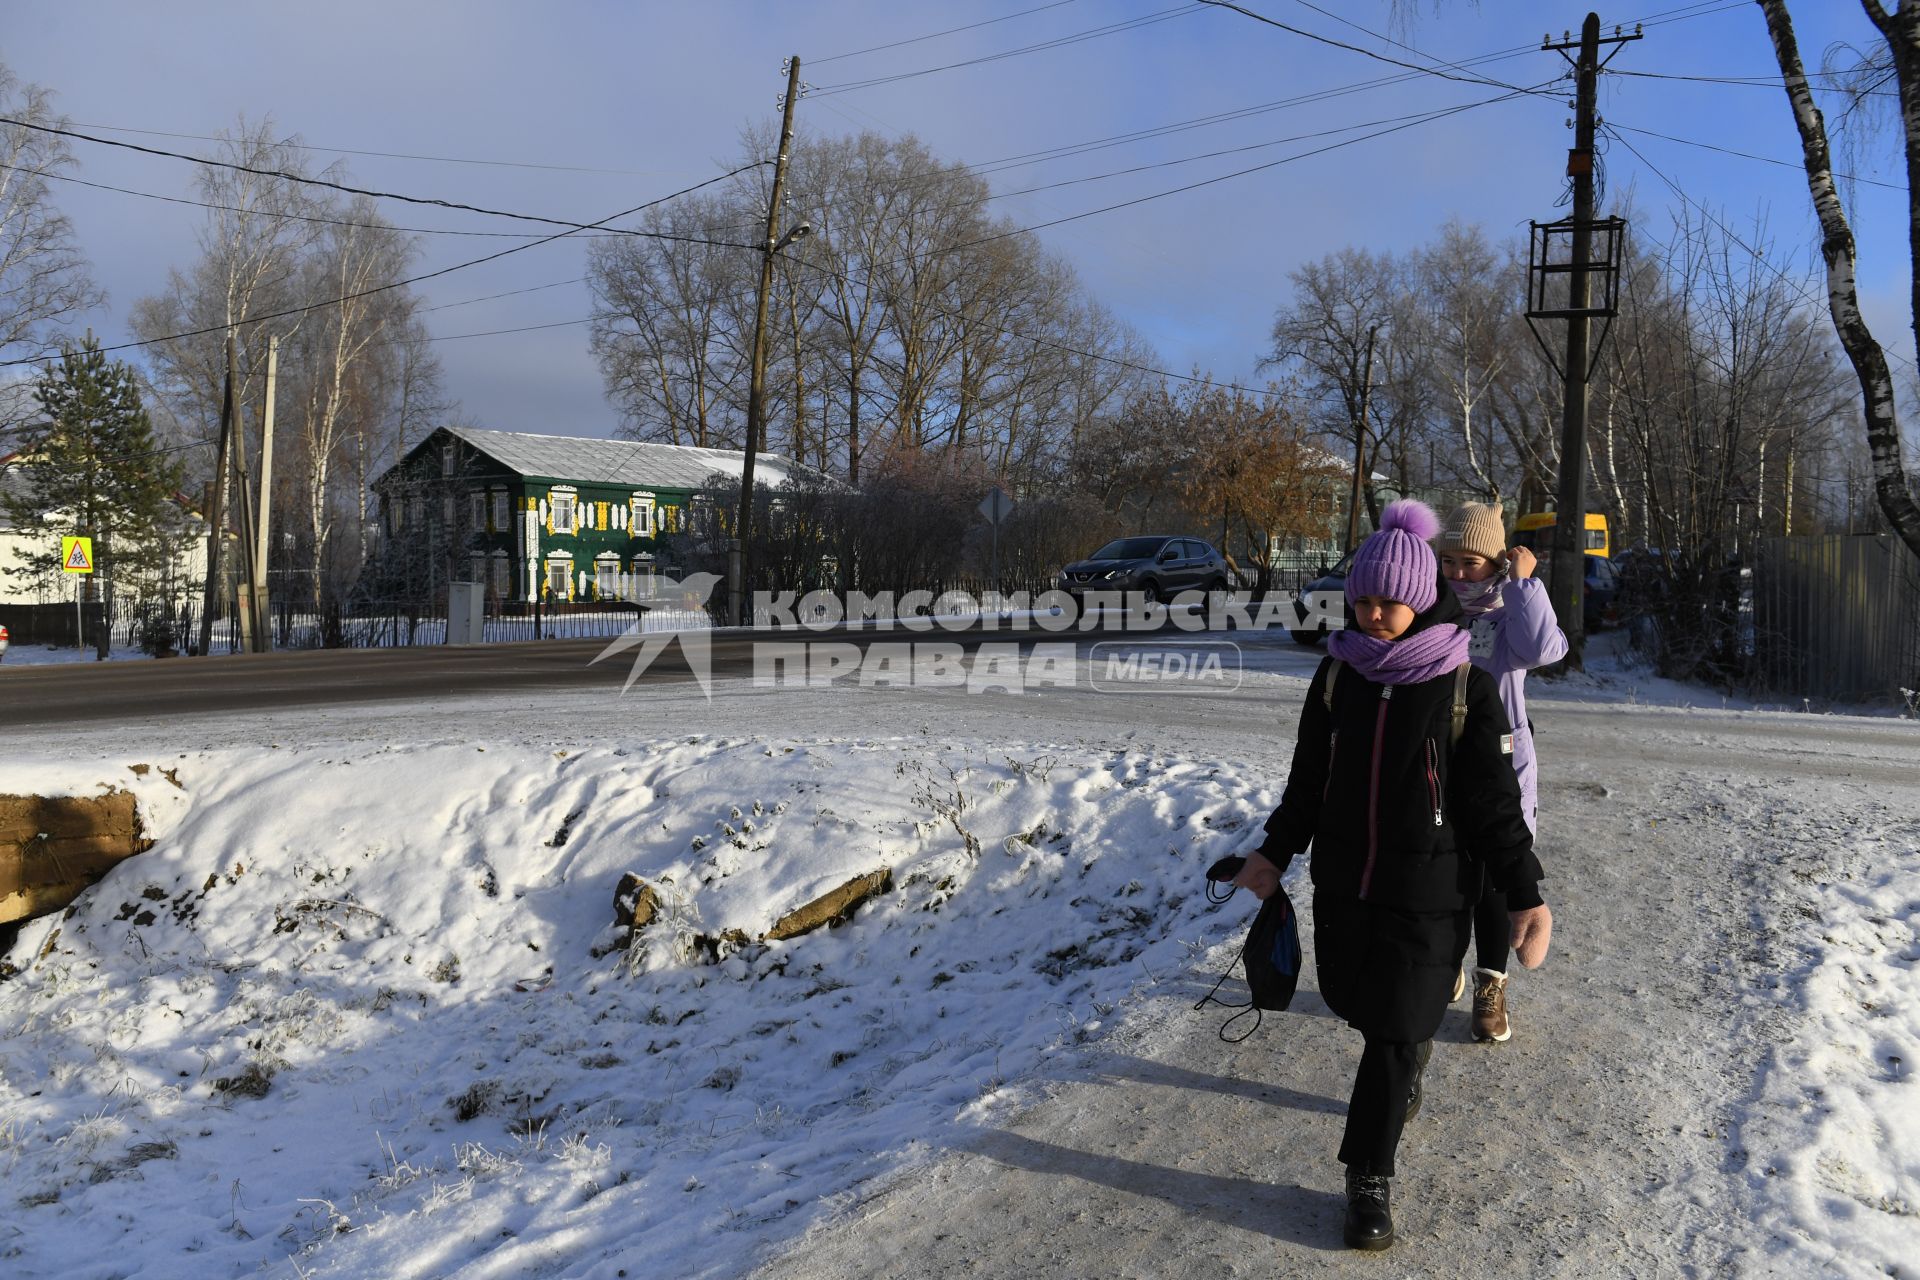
top-left (0, 642), bottom-right (154, 666)
top-left (2, 638), bottom-right (1916, 1278)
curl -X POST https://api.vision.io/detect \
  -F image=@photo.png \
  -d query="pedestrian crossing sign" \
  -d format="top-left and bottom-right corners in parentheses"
top-left (61, 536), bottom-right (94, 574)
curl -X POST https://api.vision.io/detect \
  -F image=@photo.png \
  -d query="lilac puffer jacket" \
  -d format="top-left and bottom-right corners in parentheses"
top-left (1461, 577), bottom-right (1568, 833)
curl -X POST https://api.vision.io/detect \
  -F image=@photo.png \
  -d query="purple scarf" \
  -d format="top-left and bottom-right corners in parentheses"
top-left (1328, 621), bottom-right (1470, 685)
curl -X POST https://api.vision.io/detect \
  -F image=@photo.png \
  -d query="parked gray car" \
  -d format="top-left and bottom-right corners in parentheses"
top-left (1056, 536), bottom-right (1231, 604)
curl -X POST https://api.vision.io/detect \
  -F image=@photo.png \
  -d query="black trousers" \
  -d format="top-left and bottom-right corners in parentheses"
top-left (1472, 885), bottom-right (1510, 973)
top-left (1313, 890), bottom-right (1472, 1177)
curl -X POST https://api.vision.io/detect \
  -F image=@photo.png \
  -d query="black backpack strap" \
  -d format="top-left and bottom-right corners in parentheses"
top-left (1323, 658), bottom-right (1343, 717)
top-left (1450, 663), bottom-right (1470, 748)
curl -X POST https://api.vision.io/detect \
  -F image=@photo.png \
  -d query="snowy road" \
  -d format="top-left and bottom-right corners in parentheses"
top-left (743, 687), bottom-right (1920, 1278)
top-left (4, 640), bottom-right (1916, 1278)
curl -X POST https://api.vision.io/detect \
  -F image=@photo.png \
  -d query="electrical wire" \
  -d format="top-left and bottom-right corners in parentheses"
top-left (1602, 125), bottom-right (1919, 375)
top-left (418, 278), bottom-right (587, 315)
top-left (65, 122), bottom-right (693, 178)
top-left (4, 162), bottom-right (639, 240)
top-left (922, 87), bottom-right (1532, 262)
top-left (0, 115), bottom-right (768, 240)
top-left (1, 432), bottom-right (217, 468)
top-left (810, 4), bottom-right (1205, 96)
top-left (1604, 120), bottom-right (1904, 192)
top-left (979, 90), bottom-right (1554, 206)
top-left (1194, 0), bottom-right (1552, 98)
top-left (420, 316), bottom-right (593, 343)
top-left (0, 162), bottom-right (765, 369)
top-left (809, 0), bottom-right (1085, 65)
top-left (970, 46), bottom-right (1541, 175)
top-left (1613, 68), bottom-right (1899, 98)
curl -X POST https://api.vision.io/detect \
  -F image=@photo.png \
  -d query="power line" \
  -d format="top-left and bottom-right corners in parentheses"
top-left (1194, 0), bottom-right (1551, 98)
top-left (979, 90), bottom-right (1554, 206)
top-left (939, 88), bottom-right (1531, 259)
top-left (810, 4), bottom-right (1205, 96)
top-left (1613, 68), bottom-right (1899, 98)
top-left (809, 0), bottom-right (1085, 66)
top-left (1604, 119), bottom-right (1904, 192)
top-left (66, 121), bottom-right (692, 178)
top-left (1602, 125), bottom-right (1919, 375)
top-left (418, 278), bottom-right (587, 315)
top-left (0, 115), bottom-right (768, 239)
top-left (970, 47), bottom-right (1540, 175)
top-left (1285, 0), bottom-right (1545, 92)
top-left (0, 162), bottom-right (765, 369)
top-left (421, 317), bottom-right (592, 343)
top-left (709, 91), bottom-right (1530, 395)
top-left (5, 161), bottom-right (630, 240)
top-left (961, 0), bottom-right (1744, 177)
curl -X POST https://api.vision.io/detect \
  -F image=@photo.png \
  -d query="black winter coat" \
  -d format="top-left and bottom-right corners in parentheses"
top-left (1259, 603), bottom-right (1544, 914)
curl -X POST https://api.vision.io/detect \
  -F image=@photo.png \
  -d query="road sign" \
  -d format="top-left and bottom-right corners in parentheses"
top-left (61, 536), bottom-right (94, 574)
top-left (978, 486), bottom-right (1014, 526)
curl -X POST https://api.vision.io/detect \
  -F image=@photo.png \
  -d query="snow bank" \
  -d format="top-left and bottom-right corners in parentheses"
top-left (1722, 783), bottom-right (1920, 1277)
top-left (0, 736), bottom-right (1273, 1279)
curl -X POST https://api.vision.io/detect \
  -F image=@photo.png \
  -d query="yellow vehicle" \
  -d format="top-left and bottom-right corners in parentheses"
top-left (1511, 511), bottom-right (1610, 559)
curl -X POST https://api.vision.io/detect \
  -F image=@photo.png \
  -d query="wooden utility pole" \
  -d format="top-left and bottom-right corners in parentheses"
top-left (1542, 14), bottom-right (1639, 668)
top-left (198, 332), bottom-right (238, 658)
top-left (252, 335), bottom-right (278, 652)
top-left (229, 362), bottom-right (259, 658)
top-left (731, 55), bottom-right (804, 627)
top-left (1344, 323), bottom-right (1378, 550)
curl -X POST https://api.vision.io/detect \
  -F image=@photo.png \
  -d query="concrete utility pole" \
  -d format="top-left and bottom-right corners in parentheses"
top-left (732, 55), bottom-right (807, 627)
top-left (1541, 13), bottom-right (1639, 668)
top-left (198, 331), bottom-right (238, 658)
top-left (251, 335), bottom-right (277, 652)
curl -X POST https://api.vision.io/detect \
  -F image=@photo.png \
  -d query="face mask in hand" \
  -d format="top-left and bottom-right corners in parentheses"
top-left (1448, 566), bottom-right (1509, 615)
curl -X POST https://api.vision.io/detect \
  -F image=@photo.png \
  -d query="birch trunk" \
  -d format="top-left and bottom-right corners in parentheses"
top-left (1758, 0), bottom-right (1920, 559)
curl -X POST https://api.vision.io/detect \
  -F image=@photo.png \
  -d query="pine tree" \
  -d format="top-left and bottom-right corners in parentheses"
top-left (0, 334), bottom-right (186, 655)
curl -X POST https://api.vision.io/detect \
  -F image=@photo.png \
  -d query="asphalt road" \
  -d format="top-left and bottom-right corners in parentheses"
top-left (0, 615), bottom-right (1231, 727)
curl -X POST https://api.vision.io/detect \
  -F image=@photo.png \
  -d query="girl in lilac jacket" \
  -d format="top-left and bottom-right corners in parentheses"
top-left (1435, 502), bottom-right (1568, 1044)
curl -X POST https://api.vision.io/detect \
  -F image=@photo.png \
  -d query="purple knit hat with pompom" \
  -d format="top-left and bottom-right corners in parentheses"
top-left (1346, 499), bottom-right (1443, 612)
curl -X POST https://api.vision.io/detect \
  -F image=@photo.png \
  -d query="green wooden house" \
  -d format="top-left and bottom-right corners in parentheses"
top-left (371, 426), bottom-right (809, 605)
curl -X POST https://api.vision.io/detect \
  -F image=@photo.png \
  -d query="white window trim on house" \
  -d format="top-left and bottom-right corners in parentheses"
top-left (629, 492), bottom-right (656, 538)
top-left (469, 553), bottom-right (487, 585)
top-left (548, 486), bottom-right (579, 534)
top-left (491, 488), bottom-right (509, 531)
top-left (544, 551), bottom-right (573, 598)
top-left (595, 553), bottom-right (620, 599)
top-left (491, 550), bottom-right (510, 598)
top-left (469, 491), bottom-right (486, 532)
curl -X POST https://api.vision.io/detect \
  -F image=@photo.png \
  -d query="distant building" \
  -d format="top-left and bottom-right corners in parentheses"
top-left (0, 446), bottom-right (211, 609)
top-left (370, 426), bottom-right (815, 605)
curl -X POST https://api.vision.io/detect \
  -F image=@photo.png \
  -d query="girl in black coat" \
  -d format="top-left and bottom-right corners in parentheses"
top-left (1234, 500), bottom-right (1553, 1251)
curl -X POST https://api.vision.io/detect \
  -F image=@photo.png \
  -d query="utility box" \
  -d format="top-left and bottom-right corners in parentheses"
top-left (447, 582), bottom-right (485, 645)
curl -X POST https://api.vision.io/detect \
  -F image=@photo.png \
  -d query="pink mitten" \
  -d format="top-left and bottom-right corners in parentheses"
top-left (1232, 850), bottom-right (1282, 901)
top-left (1509, 904), bottom-right (1553, 969)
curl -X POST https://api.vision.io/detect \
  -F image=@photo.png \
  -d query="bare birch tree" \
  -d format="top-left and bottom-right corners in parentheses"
top-left (1754, 0), bottom-right (1920, 560)
top-left (0, 64), bottom-right (100, 431)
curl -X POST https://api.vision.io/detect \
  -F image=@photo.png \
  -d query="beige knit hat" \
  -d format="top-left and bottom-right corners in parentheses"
top-left (1435, 501), bottom-right (1506, 561)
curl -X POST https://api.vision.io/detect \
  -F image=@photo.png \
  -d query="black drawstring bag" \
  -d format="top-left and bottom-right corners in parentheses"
top-left (1196, 885), bottom-right (1302, 1042)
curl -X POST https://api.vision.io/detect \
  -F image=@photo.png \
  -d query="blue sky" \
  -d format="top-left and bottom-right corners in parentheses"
top-left (3, 1), bottom-right (1907, 436)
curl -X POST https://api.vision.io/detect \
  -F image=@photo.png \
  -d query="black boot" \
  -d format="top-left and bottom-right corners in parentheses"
top-left (1343, 1169), bottom-right (1394, 1250)
top-left (1405, 1039), bottom-right (1433, 1122)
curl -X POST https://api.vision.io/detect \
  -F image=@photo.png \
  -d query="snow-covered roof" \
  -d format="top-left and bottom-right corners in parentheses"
top-left (436, 425), bottom-right (817, 491)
